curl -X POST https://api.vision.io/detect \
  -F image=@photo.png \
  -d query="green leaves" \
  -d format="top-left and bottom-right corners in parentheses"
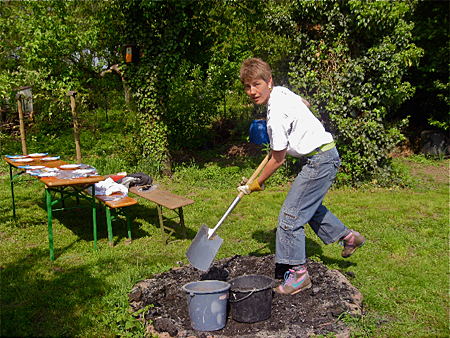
top-left (1, 0), bottom-right (125, 133)
top-left (3, 0), bottom-right (438, 184)
top-left (105, 304), bottom-right (153, 338)
top-left (284, 1), bottom-right (420, 186)
top-left (331, 112), bottom-right (408, 187)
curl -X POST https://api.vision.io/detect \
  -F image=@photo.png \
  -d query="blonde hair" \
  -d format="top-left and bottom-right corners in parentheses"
top-left (239, 58), bottom-right (272, 83)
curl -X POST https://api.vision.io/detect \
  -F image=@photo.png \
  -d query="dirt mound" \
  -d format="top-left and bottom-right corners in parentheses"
top-left (222, 143), bottom-right (265, 158)
top-left (129, 254), bottom-right (363, 338)
top-left (171, 142), bottom-right (265, 166)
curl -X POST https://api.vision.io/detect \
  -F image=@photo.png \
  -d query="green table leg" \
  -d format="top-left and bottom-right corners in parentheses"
top-left (126, 207), bottom-right (132, 242)
top-left (8, 164), bottom-right (28, 219)
top-left (46, 188), bottom-right (55, 261)
top-left (91, 187), bottom-right (98, 251)
top-left (105, 207), bottom-right (114, 247)
top-left (9, 164), bottom-right (16, 218)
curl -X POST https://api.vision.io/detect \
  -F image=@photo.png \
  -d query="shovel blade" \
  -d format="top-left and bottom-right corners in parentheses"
top-left (186, 223), bottom-right (223, 271)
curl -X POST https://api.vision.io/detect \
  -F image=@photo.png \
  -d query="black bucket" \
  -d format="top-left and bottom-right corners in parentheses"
top-left (229, 275), bottom-right (275, 323)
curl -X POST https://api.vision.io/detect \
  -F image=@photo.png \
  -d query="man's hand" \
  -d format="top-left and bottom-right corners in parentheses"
top-left (237, 179), bottom-right (265, 195)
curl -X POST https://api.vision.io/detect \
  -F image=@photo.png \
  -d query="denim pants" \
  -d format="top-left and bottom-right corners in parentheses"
top-left (275, 147), bottom-right (349, 266)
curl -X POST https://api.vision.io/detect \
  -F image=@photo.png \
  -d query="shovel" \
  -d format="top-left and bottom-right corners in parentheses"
top-left (186, 153), bottom-right (270, 271)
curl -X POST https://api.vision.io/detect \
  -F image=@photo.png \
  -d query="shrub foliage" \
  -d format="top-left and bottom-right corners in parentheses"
top-left (1, 0), bottom-right (433, 186)
top-left (119, 0), bottom-right (421, 185)
top-left (284, 1), bottom-right (421, 185)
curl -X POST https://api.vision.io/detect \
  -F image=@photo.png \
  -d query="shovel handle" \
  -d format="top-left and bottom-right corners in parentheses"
top-left (238, 153), bottom-right (271, 199)
top-left (208, 153), bottom-right (271, 238)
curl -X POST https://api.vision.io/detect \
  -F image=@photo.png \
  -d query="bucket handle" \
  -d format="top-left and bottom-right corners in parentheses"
top-left (187, 292), bottom-right (195, 304)
top-left (229, 288), bottom-right (257, 303)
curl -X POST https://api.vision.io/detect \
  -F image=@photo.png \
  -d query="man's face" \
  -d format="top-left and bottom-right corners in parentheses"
top-left (243, 77), bottom-right (272, 105)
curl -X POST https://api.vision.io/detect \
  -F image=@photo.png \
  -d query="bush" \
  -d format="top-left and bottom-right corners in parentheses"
top-left (332, 112), bottom-right (408, 187)
top-left (282, 1), bottom-right (421, 186)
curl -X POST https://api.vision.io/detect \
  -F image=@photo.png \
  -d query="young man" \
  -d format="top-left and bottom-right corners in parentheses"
top-left (238, 58), bottom-right (365, 295)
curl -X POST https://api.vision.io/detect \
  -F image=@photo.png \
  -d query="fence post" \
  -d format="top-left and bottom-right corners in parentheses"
top-left (16, 93), bottom-right (27, 155)
top-left (67, 91), bottom-right (82, 164)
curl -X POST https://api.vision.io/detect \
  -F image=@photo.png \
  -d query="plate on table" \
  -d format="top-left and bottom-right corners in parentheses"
top-left (12, 158), bottom-right (33, 162)
top-left (28, 153), bottom-right (48, 158)
top-left (7, 155), bottom-right (28, 159)
top-left (74, 168), bottom-right (96, 175)
top-left (41, 156), bottom-right (60, 161)
top-left (27, 166), bottom-right (46, 170)
top-left (38, 172), bottom-right (57, 177)
top-left (59, 164), bottom-right (81, 170)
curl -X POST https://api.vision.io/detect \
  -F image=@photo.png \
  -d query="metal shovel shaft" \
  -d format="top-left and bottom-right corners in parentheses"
top-left (186, 153), bottom-right (271, 271)
top-left (207, 195), bottom-right (242, 239)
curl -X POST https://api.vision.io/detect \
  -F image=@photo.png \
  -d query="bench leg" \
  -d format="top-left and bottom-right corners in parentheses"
top-left (126, 206), bottom-right (132, 244)
top-left (102, 206), bottom-right (133, 247)
top-left (46, 188), bottom-right (55, 261)
top-left (92, 192), bottom-right (98, 252)
top-left (156, 204), bottom-right (167, 244)
top-left (105, 207), bottom-right (114, 247)
top-left (178, 207), bottom-right (186, 239)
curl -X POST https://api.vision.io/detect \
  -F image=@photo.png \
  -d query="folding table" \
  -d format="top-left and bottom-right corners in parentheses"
top-left (4, 156), bottom-right (105, 261)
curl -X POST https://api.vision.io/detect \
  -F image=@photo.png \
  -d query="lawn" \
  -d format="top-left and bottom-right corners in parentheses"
top-left (0, 153), bottom-right (448, 337)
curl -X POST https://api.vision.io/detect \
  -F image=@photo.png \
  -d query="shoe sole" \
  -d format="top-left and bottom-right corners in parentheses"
top-left (291, 282), bottom-right (312, 295)
top-left (342, 238), bottom-right (366, 258)
top-left (274, 282), bottom-right (312, 295)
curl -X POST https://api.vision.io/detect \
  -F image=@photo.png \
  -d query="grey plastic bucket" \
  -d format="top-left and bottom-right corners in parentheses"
top-left (182, 280), bottom-right (231, 331)
top-left (229, 275), bottom-right (275, 323)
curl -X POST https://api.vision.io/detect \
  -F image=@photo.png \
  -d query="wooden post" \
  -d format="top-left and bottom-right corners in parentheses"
top-left (67, 91), bottom-right (82, 164)
top-left (16, 94), bottom-right (27, 155)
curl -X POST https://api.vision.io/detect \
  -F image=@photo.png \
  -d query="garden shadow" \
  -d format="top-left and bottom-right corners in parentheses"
top-left (251, 228), bottom-right (358, 269)
top-left (1, 247), bottom-right (105, 337)
top-left (130, 200), bottom-right (198, 242)
top-left (33, 197), bottom-right (150, 247)
top-left (33, 193), bottom-right (197, 249)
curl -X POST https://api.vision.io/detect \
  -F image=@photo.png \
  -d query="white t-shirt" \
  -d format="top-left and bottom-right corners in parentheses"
top-left (266, 86), bottom-right (333, 158)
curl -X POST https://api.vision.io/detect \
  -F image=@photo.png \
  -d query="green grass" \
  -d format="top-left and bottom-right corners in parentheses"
top-left (1, 137), bottom-right (448, 337)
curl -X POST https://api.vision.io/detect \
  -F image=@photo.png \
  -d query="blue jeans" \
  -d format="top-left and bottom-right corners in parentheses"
top-left (275, 147), bottom-right (349, 266)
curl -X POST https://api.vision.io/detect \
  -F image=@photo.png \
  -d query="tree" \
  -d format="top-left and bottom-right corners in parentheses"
top-left (118, 0), bottom-right (267, 173)
top-left (265, 1), bottom-right (422, 185)
top-left (2, 0), bottom-right (431, 185)
top-left (117, 0), bottom-right (423, 184)
top-left (0, 1), bottom-right (124, 133)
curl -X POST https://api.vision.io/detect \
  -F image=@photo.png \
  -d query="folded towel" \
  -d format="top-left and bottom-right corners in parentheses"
top-left (88, 178), bottom-right (128, 196)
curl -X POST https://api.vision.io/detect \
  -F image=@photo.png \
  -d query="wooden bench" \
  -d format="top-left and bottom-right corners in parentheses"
top-left (129, 186), bottom-right (194, 244)
top-left (88, 191), bottom-right (138, 247)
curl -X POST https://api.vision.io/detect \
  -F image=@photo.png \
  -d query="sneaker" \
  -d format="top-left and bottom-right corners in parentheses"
top-left (274, 269), bottom-right (312, 295)
top-left (340, 230), bottom-right (366, 258)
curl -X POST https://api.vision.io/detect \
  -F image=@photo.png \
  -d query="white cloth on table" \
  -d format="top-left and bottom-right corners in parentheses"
top-left (87, 178), bottom-right (128, 196)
